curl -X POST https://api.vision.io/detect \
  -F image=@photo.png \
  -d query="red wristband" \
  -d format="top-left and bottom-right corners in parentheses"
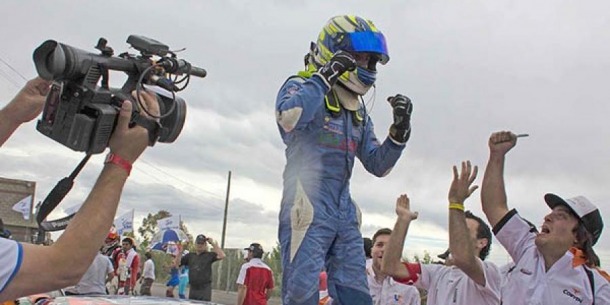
top-left (105, 153), bottom-right (132, 175)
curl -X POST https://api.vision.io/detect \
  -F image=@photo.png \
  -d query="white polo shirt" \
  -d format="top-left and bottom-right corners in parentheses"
top-left (366, 265), bottom-right (420, 305)
top-left (142, 258), bottom-right (155, 280)
top-left (395, 259), bottom-right (501, 305)
top-left (0, 239), bottom-right (22, 293)
top-left (495, 209), bottom-right (610, 305)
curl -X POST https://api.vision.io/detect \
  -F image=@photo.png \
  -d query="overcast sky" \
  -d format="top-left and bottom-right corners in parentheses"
top-left (1, 0), bottom-right (610, 266)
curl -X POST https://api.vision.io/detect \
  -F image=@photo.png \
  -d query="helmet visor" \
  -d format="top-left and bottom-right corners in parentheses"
top-left (345, 31), bottom-right (389, 64)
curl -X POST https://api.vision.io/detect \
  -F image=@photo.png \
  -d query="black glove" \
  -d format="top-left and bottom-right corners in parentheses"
top-left (317, 50), bottom-right (357, 89)
top-left (388, 94), bottom-right (413, 144)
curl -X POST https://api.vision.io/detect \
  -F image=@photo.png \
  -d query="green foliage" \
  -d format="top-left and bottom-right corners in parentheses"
top-left (263, 243), bottom-right (282, 297)
top-left (137, 210), bottom-right (194, 251)
top-left (410, 250), bottom-right (432, 264)
top-left (422, 251), bottom-right (432, 264)
top-left (135, 210), bottom-right (195, 284)
top-left (212, 249), bottom-right (243, 292)
top-left (144, 250), bottom-right (175, 282)
top-left (138, 210), bottom-right (172, 250)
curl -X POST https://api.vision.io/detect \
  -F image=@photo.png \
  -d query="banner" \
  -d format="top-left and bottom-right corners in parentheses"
top-left (12, 195), bottom-right (32, 220)
top-left (158, 215), bottom-right (181, 230)
top-left (114, 209), bottom-right (134, 235)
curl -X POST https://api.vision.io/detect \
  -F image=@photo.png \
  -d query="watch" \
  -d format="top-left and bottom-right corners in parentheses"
top-left (105, 153), bottom-right (132, 175)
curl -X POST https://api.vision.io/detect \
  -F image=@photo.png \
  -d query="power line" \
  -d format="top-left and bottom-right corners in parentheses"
top-left (122, 163), bottom-right (224, 213)
top-left (132, 165), bottom-right (224, 214)
top-left (0, 65), bottom-right (22, 89)
top-left (0, 56), bottom-right (28, 82)
top-left (132, 164), bottom-right (168, 185)
top-left (139, 158), bottom-right (225, 200)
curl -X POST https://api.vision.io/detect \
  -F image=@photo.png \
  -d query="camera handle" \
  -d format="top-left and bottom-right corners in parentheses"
top-left (132, 113), bottom-right (161, 146)
top-left (35, 154), bottom-right (91, 243)
top-left (112, 90), bottom-right (162, 146)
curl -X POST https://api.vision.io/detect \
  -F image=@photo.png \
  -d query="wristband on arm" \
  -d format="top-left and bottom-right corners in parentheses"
top-left (105, 153), bottom-right (132, 175)
top-left (449, 202), bottom-right (464, 211)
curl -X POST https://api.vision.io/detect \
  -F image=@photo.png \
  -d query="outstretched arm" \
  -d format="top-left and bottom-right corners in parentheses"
top-left (381, 194), bottom-right (418, 278)
top-left (0, 78), bottom-right (51, 146)
top-left (173, 244), bottom-right (183, 266)
top-left (481, 131), bottom-right (517, 227)
top-left (0, 92), bottom-right (158, 302)
top-left (448, 161), bottom-right (486, 286)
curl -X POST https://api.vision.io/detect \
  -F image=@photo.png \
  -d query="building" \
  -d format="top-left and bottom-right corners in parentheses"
top-left (0, 176), bottom-right (39, 243)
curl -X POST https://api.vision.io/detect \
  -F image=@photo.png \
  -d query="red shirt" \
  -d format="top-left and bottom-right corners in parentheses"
top-left (236, 258), bottom-right (274, 305)
top-left (113, 249), bottom-right (140, 288)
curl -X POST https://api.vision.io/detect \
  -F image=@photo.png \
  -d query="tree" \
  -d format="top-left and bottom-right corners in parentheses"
top-left (137, 210), bottom-right (194, 251)
top-left (179, 220), bottom-right (193, 250)
top-left (137, 210), bottom-right (171, 250)
top-left (411, 250), bottom-right (433, 264)
top-left (263, 242), bottom-right (283, 297)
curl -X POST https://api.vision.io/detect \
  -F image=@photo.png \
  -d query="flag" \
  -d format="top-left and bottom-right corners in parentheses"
top-left (114, 209), bottom-right (134, 235)
top-left (12, 195), bottom-right (32, 220)
top-left (158, 215), bottom-right (181, 230)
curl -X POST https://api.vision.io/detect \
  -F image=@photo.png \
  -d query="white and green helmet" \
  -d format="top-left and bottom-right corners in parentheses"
top-left (307, 15), bottom-right (389, 95)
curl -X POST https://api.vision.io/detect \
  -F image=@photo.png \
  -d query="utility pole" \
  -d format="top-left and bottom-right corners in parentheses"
top-left (220, 170), bottom-right (231, 249)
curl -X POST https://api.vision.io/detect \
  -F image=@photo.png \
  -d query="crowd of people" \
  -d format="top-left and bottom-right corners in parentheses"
top-left (0, 12), bottom-right (609, 305)
top-left (64, 232), bottom-right (272, 305)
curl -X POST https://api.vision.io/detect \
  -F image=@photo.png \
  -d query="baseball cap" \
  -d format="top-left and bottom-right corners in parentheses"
top-left (437, 248), bottom-right (450, 260)
top-left (0, 229), bottom-right (11, 239)
top-left (195, 234), bottom-right (207, 244)
top-left (544, 193), bottom-right (604, 245)
top-left (244, 243), bottom-right (264, 254)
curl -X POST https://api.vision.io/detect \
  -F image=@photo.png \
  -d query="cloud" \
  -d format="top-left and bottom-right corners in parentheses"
top-left (1, 0), bottom-right (610, 266)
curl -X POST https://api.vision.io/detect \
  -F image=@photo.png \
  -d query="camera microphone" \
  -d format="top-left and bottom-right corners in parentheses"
top-left (159, 58), bottom-right (207, 78)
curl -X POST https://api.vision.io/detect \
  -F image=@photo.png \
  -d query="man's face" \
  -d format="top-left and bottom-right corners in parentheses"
top-left (536, 206), bottom-right (579, 251)
top-left (196, 241), bottom-right (208, 252)
top-left (465, 218), bottom-right (488, 255)
top-left (350, 52), bottom-right (378, 69)
top-left (121, 242), bottom-right (132, 251)
top-left (371, 234), bottom-right (390, 269)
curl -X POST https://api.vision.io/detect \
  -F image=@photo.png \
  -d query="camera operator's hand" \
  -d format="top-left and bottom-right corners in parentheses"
top-left (387, 94), bottom-right (413, 144)
top-left (5, 77), bottom-right (52, 124)
top-left (0, 77), bottom-right (52, 146)
top-left (316, 50), bottom-right (357, 90)
top-left (108, 91), bottom-right (159, 164)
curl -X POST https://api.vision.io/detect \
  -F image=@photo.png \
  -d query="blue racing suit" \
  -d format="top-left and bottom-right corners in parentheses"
top-left (275, 73), bottom-right (406, 305)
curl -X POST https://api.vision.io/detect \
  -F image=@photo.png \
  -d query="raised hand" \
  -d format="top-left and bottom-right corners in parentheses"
top-left (317, 50), bottom-right (357, 88)
top-left (108, 91), bottom-right (160, 164)
top-left (387, 94), bottom-right (413, 144)
top-left (7, 77), bottom-right (52, 124)
top-left (448, 161), bottom-right (479, 205)
top-left (488, 131), bottom-right (517, 156)
top-left (395, 194), bottom-right (418, 221)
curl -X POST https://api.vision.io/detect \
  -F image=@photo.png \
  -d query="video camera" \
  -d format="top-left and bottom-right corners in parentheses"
top-left (33, 35), bottom-right (206, 154)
